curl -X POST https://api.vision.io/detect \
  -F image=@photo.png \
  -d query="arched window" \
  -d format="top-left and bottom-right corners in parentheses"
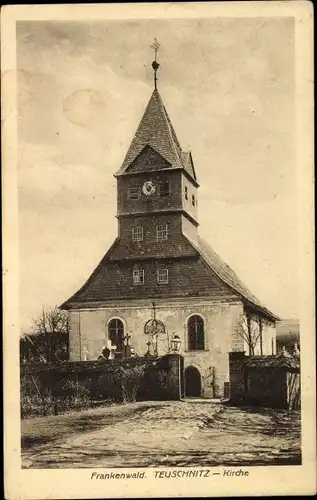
top-left (108, 318), bottom-right (124, 351)
top-left (188, 315), bottom-right (205, 351)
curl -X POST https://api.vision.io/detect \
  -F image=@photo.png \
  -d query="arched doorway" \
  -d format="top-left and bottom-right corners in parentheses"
top-left (185, 366), bottom-right (202, 397)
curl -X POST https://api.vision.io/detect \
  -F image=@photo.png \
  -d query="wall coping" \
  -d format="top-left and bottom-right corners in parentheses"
top-left (20, 354), bottom-right (185, 374)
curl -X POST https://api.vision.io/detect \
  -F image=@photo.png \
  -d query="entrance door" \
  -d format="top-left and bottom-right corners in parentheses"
top-left (185, 366), bottom-right (201, 397)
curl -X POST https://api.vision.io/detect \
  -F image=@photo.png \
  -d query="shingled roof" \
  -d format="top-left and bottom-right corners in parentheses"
top-left (245, 354), bottom-right (299, 369)
top-left (61, 231), bottom-right (279, 322)
top-left (187, 235), bottom-right (280, 322)
top-left (116, 89), bottom-right (197, 181)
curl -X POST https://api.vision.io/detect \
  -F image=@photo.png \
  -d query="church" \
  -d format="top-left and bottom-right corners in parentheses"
top-left (61, 42), bottom-right (279, 398)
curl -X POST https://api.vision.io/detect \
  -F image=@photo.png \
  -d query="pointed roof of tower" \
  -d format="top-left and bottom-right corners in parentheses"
top-left (116, 89), bottom-right (197, 181)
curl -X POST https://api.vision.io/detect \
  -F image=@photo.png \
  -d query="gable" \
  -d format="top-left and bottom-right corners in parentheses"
top-left (181, 152), bottom-right (197, 181)
top-left (125, 145), bottom-right (171, 174)
top-left (60, 248), bottom-right (238, 309)
top-left (117, 90), bottom-right (183, 174)
top-left (115, 89), bottom-right (198, 185)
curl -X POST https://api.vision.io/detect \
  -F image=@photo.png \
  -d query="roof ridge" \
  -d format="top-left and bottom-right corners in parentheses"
top-left (119, 93), bottom-right (156, 171)
top-left (155, 91), bottom-right (183, 165)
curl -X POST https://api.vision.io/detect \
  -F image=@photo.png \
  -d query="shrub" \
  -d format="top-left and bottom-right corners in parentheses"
top-left (52, 379), bottom-right (91, 414)
top-left (20, 361), bottom-right (148, 418)
top-left (21, 385), bottom-right (54, 418)
top-left (119, 365), bottom-right (146, 403)
top-left (21, 373), bottom-right (92, 417)
top-left (94, 364), bottom-right (146, 403)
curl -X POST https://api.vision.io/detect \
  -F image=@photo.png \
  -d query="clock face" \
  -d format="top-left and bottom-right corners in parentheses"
top-left (142, 181), bottom-right (156, 196)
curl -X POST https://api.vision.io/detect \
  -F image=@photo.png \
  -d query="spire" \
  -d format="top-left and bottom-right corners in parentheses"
top-left (115, 43), bottom-right (197, 182)
top-left (151, 37), bottom-right (160, 90)
top-left (116, 89), bottom-right (183, 174)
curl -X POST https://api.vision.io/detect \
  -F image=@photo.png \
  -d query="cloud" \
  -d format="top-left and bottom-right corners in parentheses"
top-left (16, 18), bottom-right (297, 329)
top-left (199, 197), bottom-right (298, 318)
top-left (63, 88), bottom-right (107, 130)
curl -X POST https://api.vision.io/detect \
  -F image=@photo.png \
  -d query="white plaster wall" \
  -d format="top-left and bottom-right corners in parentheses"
top-left (251, 317), bottom-right (261, 355)
top-left (68, 311), bottom-right (80, 361)
top-left (181, 175), bottom-right (198, 223)
top-left (181, 214), bottom-right (198, 244)
top-left (68, 299), bottom-right (244, 397)
top-left (239, 313), bottom-right (276, 356)
top-left (231, 305), bottom-right (245, 353)
top-left (262, 321), bottom-right (277, 354)
top-left (80, 309), bottom-right (108, 360)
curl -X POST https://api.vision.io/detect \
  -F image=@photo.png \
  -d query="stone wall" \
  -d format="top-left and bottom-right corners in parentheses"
top-left (68, 298), bottom-right (244, 398)
top-left (139, 354), bottom-right (183, 401)
top-left (21, 354), bottom-right (184, 407)
top-left (228, 352), bottom-right (300, 409)
top-left (227, 351), bottom-right (247, 405)
top-left (246, 367), bottom-right (287, 408)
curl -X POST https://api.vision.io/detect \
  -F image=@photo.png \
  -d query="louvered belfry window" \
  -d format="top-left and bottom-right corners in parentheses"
top-left (159, 181), bottom-right (170, 197)
top-left (188, 315), bottom-right (205, 351)
top-left (128, 186), bottom-right (140, 199)
top-left (108, 318), bottom-right (124, 351)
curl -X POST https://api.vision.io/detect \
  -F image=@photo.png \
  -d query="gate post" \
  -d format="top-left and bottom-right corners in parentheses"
top-left (165, 354), bottom-right (184, 400)
top-left (229, 351), bottom-right (246, 405)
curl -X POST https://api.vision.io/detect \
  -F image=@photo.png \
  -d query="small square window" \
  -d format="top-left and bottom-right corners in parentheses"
top-left (133, 269), bottom-right (144, 285)
top-left (128, 186), bottom-right (140, 200)
top-left (157, 269), bottom-right (168, 284)
top-left (184, 186), bottom-right (188, 200)
top-left (156, 224), bottom-right (169, 241)
top-left (132, 226), bottom-right (143, 242)
top-left (192, 194), bottom-right (196, 207)
top-left (159, 182), bottom-right (170, 197)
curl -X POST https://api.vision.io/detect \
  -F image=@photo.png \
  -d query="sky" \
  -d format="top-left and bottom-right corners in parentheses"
top-left (16, 18), bottom-right (297, 332)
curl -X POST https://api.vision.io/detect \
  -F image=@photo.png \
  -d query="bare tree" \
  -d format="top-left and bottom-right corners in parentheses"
top-left (238, 311), bottom-right (262, 356)
top-left (20, 306), bottom-right (69, 363)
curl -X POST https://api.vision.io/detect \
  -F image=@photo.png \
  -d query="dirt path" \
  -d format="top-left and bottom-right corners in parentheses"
top-left (22, 401), bottom-right (301, 469)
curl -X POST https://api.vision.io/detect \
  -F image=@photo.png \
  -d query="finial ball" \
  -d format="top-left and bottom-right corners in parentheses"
top-left (152, 61), bottom-right (160, 71)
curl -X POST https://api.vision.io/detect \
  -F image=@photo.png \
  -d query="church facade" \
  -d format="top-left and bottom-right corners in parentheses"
top-left (61, 70), bottom-right (279, 398)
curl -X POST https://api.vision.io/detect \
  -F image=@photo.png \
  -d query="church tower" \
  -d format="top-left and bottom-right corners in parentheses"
top-left (111, 89), bottom-right (199, 268)
top-left (61, 39), bottom-right (278, 398)
top-left (115, 87), bottom-right (199, 245)
top-left (112, 38), bottom-right (199, 271)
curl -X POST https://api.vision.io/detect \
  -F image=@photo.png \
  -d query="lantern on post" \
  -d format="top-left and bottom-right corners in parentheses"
top-left (171, 335), bottom-right (181, 353)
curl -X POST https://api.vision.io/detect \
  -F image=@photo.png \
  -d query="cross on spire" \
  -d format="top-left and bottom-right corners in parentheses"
top-left (151, 37), bottom-right (160, 90)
